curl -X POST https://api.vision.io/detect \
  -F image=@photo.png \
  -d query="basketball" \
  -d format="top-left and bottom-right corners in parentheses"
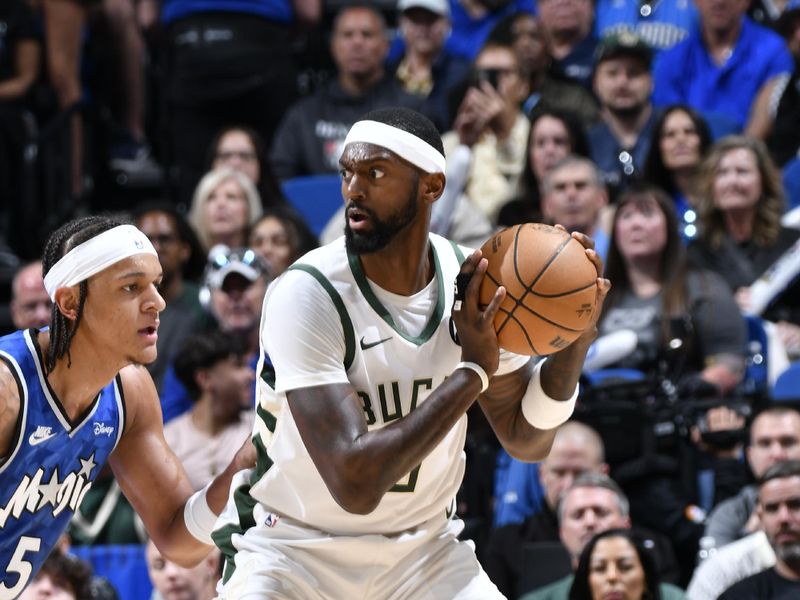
top-left (478, 223), bottom-right (597, 356)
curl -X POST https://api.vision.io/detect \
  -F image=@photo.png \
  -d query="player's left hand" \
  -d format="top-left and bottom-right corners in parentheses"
top-left (451, 249), bottom-right (506, 378)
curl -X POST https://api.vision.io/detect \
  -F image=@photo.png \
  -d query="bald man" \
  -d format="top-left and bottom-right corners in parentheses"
top-left (484, 421), bottom-right (608, 598)
top-left (10, 261), bottom-right (51, 330)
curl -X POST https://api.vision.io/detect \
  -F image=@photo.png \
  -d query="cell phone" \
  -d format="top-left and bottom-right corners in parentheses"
top-left (471, 68), bottom-right (501, 90)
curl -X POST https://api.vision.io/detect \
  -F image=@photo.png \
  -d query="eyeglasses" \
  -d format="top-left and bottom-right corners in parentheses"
top-left (216, 150), bottom-right (257, 162)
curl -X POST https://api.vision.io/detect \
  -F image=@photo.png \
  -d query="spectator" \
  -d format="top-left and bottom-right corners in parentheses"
top-left (595, 0), bottom-right (699, 51)
top-left (168, 330), bottom-right (255, 490)
top-left (484, 422), bottom-right (608, 596)
top-left (537, 0), bottom-right (597, 88)
top-left (269, 5), bottom-right (423, 180)
top-left (154, 0), bottom-right (321, 205)
top-left (18, 549), bottom-right (92, 600)
top-left (145, 537), bottom-right (219, 600)
top-left (598, 183), bottom-right (745, 393)
top-left (188, 168), bottom-right (263, 253)
top-left (653, 0), bottom-right (793, 132)
top-left (589, 32), bottom-right (658, 198)
top-left (248, 206), bottom-right (318, 276)
top-left (487, 13), bottom-right (599, 125)
top-left (688, 136), bottom-right (800, 358)
top-left (10, 261), bottom-right (51, 330)
top-left (719, 460), bottom-right (800, 598)
top-left (134, 203), bottom-right (208, 390)
top-left (705, 406), bottom-right (800, 547)
top-left (159, 246), bottom-right (270, 422)
top-left (388, 0), bottom-right (470, 130)
top-left (498, 108), bottom-right (591, 227)
top-left (540, 155), bottom-right (610, 260)
top-left (568, 528), bottom-right (682, 600)
top-left (643, 104), bottom-right (713, 239)
top-left (521, 476), bottom-right (683, 600)
top-left (206, 126), bottom-right (286, 209)
top-left (442, 40), bottom-right (531, 222)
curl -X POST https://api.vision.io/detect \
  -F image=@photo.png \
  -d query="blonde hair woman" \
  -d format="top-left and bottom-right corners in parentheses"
top-left (188, 168), bottom-right (263, 252)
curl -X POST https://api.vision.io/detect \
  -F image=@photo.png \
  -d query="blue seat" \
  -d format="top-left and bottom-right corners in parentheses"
top-left (773, 361), bottom-right (800, 401)
top-left (585, 368), bottom-right (646, 386)
top-left (71, 544), bottom-right (152, 600)
top-left (280, 175), bottom-right (343, 237)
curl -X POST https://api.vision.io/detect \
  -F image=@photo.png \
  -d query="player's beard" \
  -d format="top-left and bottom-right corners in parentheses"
top-left (345, 189), bottom-right (419, 255)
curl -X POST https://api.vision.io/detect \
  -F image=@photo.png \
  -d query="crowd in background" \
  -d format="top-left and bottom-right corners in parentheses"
top-left (3, 0), bottom-right (800, 598)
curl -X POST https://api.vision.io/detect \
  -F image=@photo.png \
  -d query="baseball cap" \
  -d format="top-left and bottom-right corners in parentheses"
top-left (594, 32), bottom-right (653, 69)
top-left (204, 245), bottom-right (269, 289)
top-left (397, 0), bottom-right (450, 17)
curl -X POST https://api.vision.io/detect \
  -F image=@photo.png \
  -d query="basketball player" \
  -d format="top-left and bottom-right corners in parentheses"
top-left (0, 216), bottom-right (252, 597)
top-left (213, 107), bottom-right (610, 599)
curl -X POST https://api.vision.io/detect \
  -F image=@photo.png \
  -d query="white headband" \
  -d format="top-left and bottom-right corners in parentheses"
top-left (343, 120), bottom-right (446, 174)
top-left (43, 224), bottom-right (158, 301)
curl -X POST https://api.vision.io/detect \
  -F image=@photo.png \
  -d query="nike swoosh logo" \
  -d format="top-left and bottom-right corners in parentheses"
top-left (360, 336), bottom-right (392, 350)
top-left (29, 432), bottom-right (57, 446)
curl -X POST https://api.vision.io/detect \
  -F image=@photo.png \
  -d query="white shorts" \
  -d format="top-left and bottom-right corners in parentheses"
top-left (214, 507), bottom-right (505, 600)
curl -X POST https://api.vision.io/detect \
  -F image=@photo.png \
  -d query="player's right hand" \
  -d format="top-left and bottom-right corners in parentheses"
top-left (451, 249), bottom-right (505, 378)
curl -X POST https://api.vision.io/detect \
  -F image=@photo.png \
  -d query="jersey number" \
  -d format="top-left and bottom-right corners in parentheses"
top-left (0, 536), bottom-right (41, 599)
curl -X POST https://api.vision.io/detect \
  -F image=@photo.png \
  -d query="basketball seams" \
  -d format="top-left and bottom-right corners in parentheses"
top-left (527, 280), bottom-right (596, 298)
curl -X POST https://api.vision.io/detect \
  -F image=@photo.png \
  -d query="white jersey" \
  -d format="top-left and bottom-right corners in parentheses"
top-left (238, 234), bottom-right (526, 537)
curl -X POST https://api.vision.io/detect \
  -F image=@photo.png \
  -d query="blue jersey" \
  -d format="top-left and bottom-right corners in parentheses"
top-left (0, 329), bottom-right (125, 598)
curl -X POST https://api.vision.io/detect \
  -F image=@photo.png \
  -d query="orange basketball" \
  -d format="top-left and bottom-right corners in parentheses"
top-left (479, 223), bottom-right (597, 356)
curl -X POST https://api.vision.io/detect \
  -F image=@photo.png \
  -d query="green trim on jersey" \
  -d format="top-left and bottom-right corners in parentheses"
top-left (259, 354), bottom-right (276, 389)
top-left (212, 480), bottom-right (259, 584)
top-left (449, 239), bottom-right (466, 265)
top-left (287, 264), bottom-right (356, 370)
top-left (346, 245), bottom-right (445, 345)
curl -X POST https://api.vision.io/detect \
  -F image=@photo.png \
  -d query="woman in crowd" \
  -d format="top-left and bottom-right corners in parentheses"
top-left (188, 168), bottom-right (263, 253)
top-left (599, 183), bottom-right (745, 394)
top-left (570, 529), bottom-right (673, 600)
top-left (206, 125), bottom-right (286, 209)
top-left (248, 205), bottom-right (318, 276)
top-left (644, 105), bottom-right (713, 240)
top-left (688, 136), bottom-right (800, 358)
top-left (498, 107), bottom-right (589, 226)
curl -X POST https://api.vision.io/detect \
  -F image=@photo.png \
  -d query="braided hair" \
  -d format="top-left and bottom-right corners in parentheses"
top-left (42, 215), bottom-right (126, 372)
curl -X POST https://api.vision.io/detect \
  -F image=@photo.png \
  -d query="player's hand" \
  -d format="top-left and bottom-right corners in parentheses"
top-left (232, 437), bottom-right (257, 472)
top-left (559, 227), bottom-right (611, 342)
top-left (452, 249), bottom-right (505, 377)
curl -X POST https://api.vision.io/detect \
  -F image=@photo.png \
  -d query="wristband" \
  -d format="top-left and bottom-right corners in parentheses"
top-left (456, 361), bottom-right (489, 393)
top-left (520, 360), bottom-right (578, 429)
top-left (183, 482), bottom-right (217, 545)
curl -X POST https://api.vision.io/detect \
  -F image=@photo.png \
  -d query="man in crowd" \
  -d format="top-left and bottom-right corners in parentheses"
top-left (270, 5), bottom-right (423, 179)
top-left (706, 406), bottom-right (800, 547)
top-left (719, 460), bottom-right (800, 598)
top-left (588, 32), bottom-right (657, 198)
top-left (10, 261), bottom-right (51, 330)
top-left (485, 422), bottom-right (608, 595)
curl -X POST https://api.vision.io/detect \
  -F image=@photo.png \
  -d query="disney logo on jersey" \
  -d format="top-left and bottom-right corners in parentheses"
top-left (0, 453), bottom-right (97, 528)
top-left (28, 425), bottom-right (57, 446)
top-left (93, 422), bottom-right (115, 437)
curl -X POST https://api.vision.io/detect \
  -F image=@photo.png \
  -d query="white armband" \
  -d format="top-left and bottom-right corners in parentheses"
top-left (183, 482), bottom-right (217, 545)
top-left (456, 361), bottom-right (490, 393)
top-left (520, 359), bottom-right (578, 429)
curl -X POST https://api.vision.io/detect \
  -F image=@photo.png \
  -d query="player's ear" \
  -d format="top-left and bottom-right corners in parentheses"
top-left (53, 286), bottom-right (80, 321)
top-left (421, 172), bottom-right (446, 204)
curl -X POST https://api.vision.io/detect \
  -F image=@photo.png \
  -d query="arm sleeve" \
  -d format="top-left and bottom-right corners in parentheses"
top-left (262, 270), bottom-right (351, 393)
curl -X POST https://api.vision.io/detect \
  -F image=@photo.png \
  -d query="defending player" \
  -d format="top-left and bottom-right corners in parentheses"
top-left (0, 216), bottom-right (251, 597)
top-left (213, 107), bottom-right (611, 598)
